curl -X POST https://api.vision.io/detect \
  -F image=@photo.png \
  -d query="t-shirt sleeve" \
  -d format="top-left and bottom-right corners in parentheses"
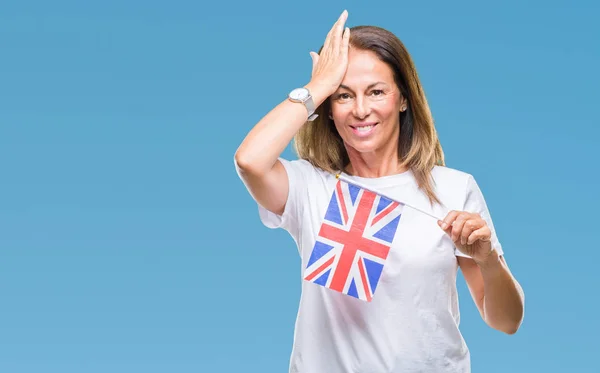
top-left (457, 174), bottom-right (504, 258)
top-left (233, 156), bottom-right (306, 240)
top-left (256, 157), bottom-right (303, 235)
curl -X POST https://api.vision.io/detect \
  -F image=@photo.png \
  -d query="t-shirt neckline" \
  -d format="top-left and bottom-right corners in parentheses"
top-left (338, 169), bottom-right (415, 188)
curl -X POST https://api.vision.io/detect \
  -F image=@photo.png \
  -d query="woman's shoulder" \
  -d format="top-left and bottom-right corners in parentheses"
top-left (281, 157), bottom-right (315, 170)
top-left (429, 165), bottom-right (478, 207)
top-left (279, 157), bottom-right (337, 182)
top-left (431, 165), bottom-right (473, 185)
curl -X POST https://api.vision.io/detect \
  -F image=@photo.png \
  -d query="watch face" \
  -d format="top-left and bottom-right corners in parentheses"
top-left (290, 88), bottom-right (308, 101)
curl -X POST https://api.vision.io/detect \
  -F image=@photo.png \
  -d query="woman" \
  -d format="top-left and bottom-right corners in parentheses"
top-left (234, 10), bottom-right (524, 373)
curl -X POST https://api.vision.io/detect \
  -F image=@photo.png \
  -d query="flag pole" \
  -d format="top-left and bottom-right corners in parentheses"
top-left (335, 173), bottom-right (443, 221)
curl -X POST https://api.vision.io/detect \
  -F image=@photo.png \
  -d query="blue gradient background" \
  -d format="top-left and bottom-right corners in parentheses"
top-left (1, 1), bottom-right (598, 372)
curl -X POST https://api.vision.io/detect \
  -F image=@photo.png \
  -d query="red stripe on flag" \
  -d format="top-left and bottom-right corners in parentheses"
top-left (305, 256), bottom-right (335, 282)
top-left (357, 257), bottom-right (372, 302)
top-left (372, 201), bottom-right (400, 226)
top-left (327, 191), bottom-right (376, 292)
top-left (336, 181), bottom-right (349, 224)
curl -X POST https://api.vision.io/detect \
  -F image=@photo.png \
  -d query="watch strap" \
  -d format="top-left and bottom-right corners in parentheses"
top-left (288, 88), bottom-right (319, 121)
top-left (304, 95), bottom-right (318, 121)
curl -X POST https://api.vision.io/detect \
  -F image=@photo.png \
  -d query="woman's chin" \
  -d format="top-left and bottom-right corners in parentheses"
top-left (344, 138), bottom-right (379, 154)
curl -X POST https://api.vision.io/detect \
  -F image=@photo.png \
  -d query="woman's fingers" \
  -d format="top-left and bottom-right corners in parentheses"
top-left (460, 219), bottom-right (481, 245)
top-left (308, 10), bottom-right (350, 94)
top-left (310, 51), bottom-right (319, 78)
top-left (342, 27), bottom-right (350, 54)
top-left (467, 226), bottom-right (491, 245)
top-left (450, 214), bottom-right (468, 243)
top-left (333, 10), bottom-right (348, 55)
top-left (438, 210), bottom-right (460, 231)
top-left (324, 10), bottom-right (347, 54)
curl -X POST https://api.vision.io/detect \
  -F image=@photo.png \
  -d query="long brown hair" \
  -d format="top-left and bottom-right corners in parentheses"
top-left (294, 25), bottom-right (445, 206)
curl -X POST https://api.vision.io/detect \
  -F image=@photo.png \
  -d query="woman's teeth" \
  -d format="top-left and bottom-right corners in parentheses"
top-left (356, 125), bottom-right (374, 132)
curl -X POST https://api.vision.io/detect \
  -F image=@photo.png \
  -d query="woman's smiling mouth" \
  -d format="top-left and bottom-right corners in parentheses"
top-left (350, 122), bottom-right (378, 136)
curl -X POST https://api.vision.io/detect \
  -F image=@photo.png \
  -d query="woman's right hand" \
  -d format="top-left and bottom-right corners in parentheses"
top-left (235, 11), bottom-right (351, 217)
top-left (308, 10), bottom-right (351, 100)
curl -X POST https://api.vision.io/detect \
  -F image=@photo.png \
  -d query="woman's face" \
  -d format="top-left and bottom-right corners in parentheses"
top-left (330, 48), bottom-right (406, 156)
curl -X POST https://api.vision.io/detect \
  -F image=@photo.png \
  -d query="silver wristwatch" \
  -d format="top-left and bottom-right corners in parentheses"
top-left (288, 87), bottom-right (319, 121)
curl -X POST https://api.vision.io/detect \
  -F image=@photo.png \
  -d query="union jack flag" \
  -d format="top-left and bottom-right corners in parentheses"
top-left (303, 178), bottom-right (404, 302)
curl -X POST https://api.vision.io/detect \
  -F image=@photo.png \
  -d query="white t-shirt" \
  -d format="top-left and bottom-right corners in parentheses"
top-left (237, 157), bottom-right (504, 373)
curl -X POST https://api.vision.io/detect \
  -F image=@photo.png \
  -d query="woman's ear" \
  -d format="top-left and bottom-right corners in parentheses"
top-left (399, 95), bottom-right (408, 112)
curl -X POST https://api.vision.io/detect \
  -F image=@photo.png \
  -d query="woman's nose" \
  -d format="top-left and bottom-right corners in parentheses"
top-left (352, 96), bottom-right (370, 119)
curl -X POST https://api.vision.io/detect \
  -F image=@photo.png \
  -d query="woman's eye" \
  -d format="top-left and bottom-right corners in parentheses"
top-left (371, 90), bottom-right (384, 96)
top-left (337, 93), bottom-right (351, 100)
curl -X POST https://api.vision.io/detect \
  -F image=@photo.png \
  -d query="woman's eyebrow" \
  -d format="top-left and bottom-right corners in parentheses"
top-left (338, 82), bottom-right (387, 91)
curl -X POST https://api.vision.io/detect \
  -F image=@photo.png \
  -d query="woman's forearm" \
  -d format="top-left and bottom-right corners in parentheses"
top-left (234, 81), bottom-right (330, 176)
top-left (478, 250), bottom-right (525, 334)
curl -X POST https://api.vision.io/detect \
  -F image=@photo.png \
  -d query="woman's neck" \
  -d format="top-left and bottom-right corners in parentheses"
top-left (344, 149), bottom-right (407, 178)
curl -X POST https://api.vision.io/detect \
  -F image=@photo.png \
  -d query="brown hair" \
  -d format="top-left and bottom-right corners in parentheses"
top-left (293, 25), bottom-right (445, 206)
